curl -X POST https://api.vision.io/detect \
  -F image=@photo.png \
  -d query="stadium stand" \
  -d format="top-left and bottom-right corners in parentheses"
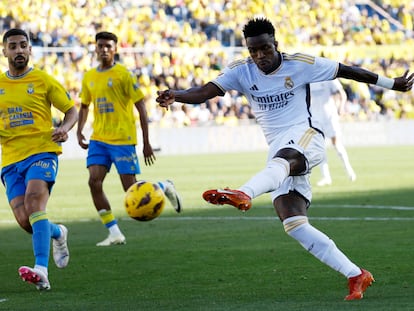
top-left (0, 0), bottom-right (413, 126)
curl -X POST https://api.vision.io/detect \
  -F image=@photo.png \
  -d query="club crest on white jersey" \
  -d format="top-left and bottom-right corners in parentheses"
top-left (212, 53), bottom-right (339, 143)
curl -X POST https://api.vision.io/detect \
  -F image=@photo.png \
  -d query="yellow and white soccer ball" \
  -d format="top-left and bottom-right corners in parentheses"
top-left (124, 180), bottom-right (165, 221)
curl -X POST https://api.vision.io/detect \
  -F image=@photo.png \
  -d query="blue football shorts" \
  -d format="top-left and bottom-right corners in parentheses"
top-left (87, 140), bottom-right (141, 175)
top-left (1, 152), bottom-right (58, 202)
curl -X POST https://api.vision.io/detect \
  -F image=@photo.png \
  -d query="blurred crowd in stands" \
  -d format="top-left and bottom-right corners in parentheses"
top-left (1, 0), bottom-right (413, 128)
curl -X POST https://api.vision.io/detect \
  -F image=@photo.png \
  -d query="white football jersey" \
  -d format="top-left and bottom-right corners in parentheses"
top-left (212, 53), bottom-right (339, 145)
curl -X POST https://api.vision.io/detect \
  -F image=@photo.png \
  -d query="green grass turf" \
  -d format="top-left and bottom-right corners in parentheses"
top-left (0, 146), bottom-right (413, 311)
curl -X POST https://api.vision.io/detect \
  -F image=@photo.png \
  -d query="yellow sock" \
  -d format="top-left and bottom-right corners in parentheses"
top-left (98, 209), bottom-right (116, 228)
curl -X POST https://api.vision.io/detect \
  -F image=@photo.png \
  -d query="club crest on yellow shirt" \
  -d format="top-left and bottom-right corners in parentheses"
top-left (27, 83), bottom-right (34, 94)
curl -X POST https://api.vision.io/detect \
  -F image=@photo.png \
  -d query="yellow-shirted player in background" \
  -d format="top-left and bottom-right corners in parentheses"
top-left (77, 31), bottom-right (182, 247)
top-left (0, 28), bottom-right (78, 290)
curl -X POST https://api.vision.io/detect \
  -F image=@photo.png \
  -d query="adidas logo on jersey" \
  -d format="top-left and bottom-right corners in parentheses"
top-left (249, 84), bottom-right (259, 91)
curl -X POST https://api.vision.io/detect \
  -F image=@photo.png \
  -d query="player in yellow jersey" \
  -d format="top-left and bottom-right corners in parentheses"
top-left (0, 29), bottom-right (78, 290)
top-left (77, 31), bottom-right (182, 247)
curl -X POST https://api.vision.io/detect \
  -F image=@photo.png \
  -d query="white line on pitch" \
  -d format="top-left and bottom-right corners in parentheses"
top-left (0, 204), bottom-right (413, 215)
top-left (154, 216), bottom-right (414, 221)
top-left (308, 204), bottom-right (414, 211)
top-left (0, 216), bottom-right (414, 225)
top-left (254, 204), bottom-right (414, 210)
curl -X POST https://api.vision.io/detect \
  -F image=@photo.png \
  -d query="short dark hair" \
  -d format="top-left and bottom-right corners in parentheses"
top-left (242, 17), bottom-right (275, 39)
top-left (95, 31), bottom-right (118, 43)
top-left (3, 28), bottom-right (29, 44)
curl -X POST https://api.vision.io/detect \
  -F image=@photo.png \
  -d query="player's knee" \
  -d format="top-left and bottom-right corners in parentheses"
top-left (275, 148), bottom-right (308, 175)
top-left (267, 157), bottom-right (290, 174)
top-left (88, 176), bottom-right (103, 190)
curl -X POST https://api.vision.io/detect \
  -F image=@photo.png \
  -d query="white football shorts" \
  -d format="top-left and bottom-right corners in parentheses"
top-left (266, 122), bottom-right (326, 203)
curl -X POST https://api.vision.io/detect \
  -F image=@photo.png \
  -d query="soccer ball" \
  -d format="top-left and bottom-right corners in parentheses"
top-left (124, 180), bottom-right (165, 221)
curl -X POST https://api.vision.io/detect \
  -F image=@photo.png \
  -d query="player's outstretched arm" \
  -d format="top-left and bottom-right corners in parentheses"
top-left (337, 63), bottom-right (414, 92)
top-left (156, 82), bottom-right (224, 109)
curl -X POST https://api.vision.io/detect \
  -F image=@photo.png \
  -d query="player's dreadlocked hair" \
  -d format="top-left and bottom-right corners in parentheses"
top-left (95, 31), bottom-right (118, 43)
top-left (242, 17), bottom-right (275, 39)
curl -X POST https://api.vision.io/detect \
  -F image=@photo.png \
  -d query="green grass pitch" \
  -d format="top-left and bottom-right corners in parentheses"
top-left (0, 146), bottom-right (413, 311)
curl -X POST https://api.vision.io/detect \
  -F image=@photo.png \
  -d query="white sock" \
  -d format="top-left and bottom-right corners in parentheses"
top-left (98, 209), bottom-right (123, 236)
top-left (109, 224), bottom-right (122, 236)
top-left (34, 265), bottom-right (48, 276)
top-left (283, 216), bottom-right (361, 278)
top-left (239, 157), bottom-right (289, 199)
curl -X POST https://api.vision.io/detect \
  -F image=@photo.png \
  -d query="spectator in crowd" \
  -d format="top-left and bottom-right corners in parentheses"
top-left (1, 0), bottom-right (413, 124)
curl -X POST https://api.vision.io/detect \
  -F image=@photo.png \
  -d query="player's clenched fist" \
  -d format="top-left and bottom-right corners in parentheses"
top-left (156, 90), bottom-right (175, 109)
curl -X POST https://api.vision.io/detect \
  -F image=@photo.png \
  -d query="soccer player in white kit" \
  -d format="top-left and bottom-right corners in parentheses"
top-left (156, 18), bottom-right (414, 300)
top-left (310, 79), bottom-right (356, 186)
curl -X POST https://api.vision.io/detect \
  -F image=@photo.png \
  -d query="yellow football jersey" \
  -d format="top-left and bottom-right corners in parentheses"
top-left (80, 63), bottom-right (145, 145)
top-left (0, 68), bottom-right (74, 167)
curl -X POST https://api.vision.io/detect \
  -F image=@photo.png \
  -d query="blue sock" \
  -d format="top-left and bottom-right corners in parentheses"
top-left (30, 213), bottom-right (51, 268)
top-left (50, 222), bottom-right (61, 239)
top-left (157, 181), bottom-right (165, 191)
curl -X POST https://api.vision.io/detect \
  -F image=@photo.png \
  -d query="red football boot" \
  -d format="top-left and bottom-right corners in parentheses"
top-left (202, 188), bottom-right (252, 211)
top-left (345, 269), bottom-right (374, 300)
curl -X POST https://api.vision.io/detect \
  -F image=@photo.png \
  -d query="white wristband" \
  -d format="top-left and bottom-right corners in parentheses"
top-left (376, 75), bottom-right (394, 89)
